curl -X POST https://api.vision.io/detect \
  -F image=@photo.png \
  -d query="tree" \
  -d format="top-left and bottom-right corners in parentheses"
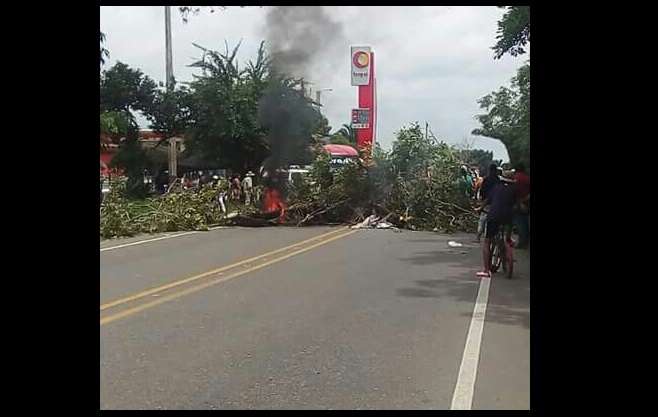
top-left (100, 62), bottom-right (158, 197)
top-left (177, 6), bottom-right (260, 23)
top-left (313, 114), bottom-right (332, 137)
top-left (178, 6), bottom-right (227, 22)
top-left (184, 41), bottom-right (270, 173)
top-left (386, 123), bottom-right (473, 228)
top-left (329, 134), bottom-right (352, 146)
top-left (390, 122), bottom-right (457, 178)
top-left (100, 110), bottom-right (131, 149)
top-left (142, 82), bottom-right (193, 147)
top-left (258, 74), bottom-right (324, 170)
top-left (331, 123), bottom-right (357, 146)
top-left (100, 62), bottom-right (157, 116)
top-left (472, 63), bottom-right (530, 169)
top-left (457, 148), bottom-right (503, 173)
top-left (100, 31), bottom-right (109, 66)
top-left (492, 6), bottom-right (530, 59)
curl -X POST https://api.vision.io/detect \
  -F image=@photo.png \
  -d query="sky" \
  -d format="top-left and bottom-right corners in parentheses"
top-left (100, 6), bottom-right (529, 162)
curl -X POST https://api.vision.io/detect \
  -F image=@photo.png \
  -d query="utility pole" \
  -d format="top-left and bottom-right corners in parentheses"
top-left (165, 6), bottom-right (177, 179)
top-left (315, 88), bottom-right (332, 113)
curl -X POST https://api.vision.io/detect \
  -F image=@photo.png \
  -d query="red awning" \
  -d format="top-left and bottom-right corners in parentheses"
top-left (322, 144), bottom-right (358, 157)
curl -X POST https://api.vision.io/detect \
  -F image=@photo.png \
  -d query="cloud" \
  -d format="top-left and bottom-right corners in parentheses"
top-left (101, 6), bottom-right (528, 161)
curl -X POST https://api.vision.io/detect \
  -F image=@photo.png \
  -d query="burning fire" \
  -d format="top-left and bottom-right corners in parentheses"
top-left (263, 187), bottom-right (287, 223)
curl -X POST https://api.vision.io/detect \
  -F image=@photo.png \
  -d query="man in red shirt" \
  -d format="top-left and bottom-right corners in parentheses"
top-left (513, 163), bottom-right (530, 249)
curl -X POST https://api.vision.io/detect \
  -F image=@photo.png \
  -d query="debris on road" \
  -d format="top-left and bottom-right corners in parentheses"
top-left (350, 214), bottom-right (380, 229)
top-left (350, 213), bottom-right (399, 231)
top-left (448, 241), bottom-right (463, 248)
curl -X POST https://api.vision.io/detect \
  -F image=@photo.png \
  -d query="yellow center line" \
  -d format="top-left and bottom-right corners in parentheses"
top-left (100, 227), bottom-right (349, 311)
top-left (100, 229), bottom-right (357, 326)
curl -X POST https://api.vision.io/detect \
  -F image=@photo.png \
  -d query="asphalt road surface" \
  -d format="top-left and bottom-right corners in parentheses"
top-left (100, 226), bottom-right (529, 410)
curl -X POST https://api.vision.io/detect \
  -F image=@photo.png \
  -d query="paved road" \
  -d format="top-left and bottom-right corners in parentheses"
top-left (100, 226), bottom-right (529, 410)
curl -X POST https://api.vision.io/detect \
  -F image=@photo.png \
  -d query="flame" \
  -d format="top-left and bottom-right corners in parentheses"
top-left (263, 187), bottom-right (287, 223)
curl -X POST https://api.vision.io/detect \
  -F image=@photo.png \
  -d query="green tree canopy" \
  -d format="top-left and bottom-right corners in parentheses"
top-left (100, 62), bottom-right (158, 196)
top-left (472, 63), bottom-right (529, 169)
top-left (456, 148), bottom-right (503, 174)
top-left (100, 62), bottom-right (157, 116)
top-left (330, 124), bottom-right (357, 146)
top-left (142, 82), bottom-right (193, 145)
top-left (183, 41), bottom-right (270, 173)
top-left (329, 135), bottom-right (352, 146)
top-left (182, 40), bottom-right (323, 173)
top-left (177, 6), bottom-right (260, 23)
top-left (493, 6), bottom-right (530, 59)
top-left (313, 114), bottom-right (332, 137)
top-left (100, 111), bottom-right (131, 140)
top-left (100, 31), bottom-right (109, 66)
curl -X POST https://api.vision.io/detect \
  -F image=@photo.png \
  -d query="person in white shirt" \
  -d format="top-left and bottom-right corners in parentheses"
top-left (242, 172), bottom-right (254, 205)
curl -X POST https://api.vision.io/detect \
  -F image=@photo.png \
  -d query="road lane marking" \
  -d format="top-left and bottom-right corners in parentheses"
top-left (100, 226), bottom-right (226, 251)
top-left (100, 231), bottom-right (199, 252)
top-left (100, 227), bottom-right (349, 311)
top-left (451, 276), bottom-right (491, 410)
top-left (101, 229), bottom-right (357, 325)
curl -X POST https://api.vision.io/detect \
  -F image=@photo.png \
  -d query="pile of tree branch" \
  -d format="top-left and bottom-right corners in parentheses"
top-left (282, 125), bottom-right (478, 233)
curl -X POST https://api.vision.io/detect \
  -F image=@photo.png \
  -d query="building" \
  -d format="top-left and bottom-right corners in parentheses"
top-left (100, 129), bottom-right (184, 176)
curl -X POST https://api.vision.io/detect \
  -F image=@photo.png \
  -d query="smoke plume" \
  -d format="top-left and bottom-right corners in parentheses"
top-left (263, 6), bottom-right (345, 77)
top-left (258, 6), bottom-right (345, 185)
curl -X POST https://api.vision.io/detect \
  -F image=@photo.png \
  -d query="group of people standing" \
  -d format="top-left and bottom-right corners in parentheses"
top-left (214, 171), bottom-right (259, 215)
top-left (460, 166), bottom-right (484, 199)
top-left (181, 171), bottom-right (212, 190)
top-left (229, 171), bottom-right (256, 205)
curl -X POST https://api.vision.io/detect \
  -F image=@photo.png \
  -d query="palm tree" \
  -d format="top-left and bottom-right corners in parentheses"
top-left (100, 31), bottom-right (109, 65)
top-left (334, 124), bottom-right (356, 145)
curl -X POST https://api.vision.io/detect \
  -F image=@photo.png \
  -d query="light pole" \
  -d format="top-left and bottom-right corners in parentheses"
top-left (315, 88), bottom-right (333, 112)
top-left (165, 6), bottom-right (177, 179)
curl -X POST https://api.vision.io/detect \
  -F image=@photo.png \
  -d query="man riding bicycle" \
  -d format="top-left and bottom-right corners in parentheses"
top-left (475, 164), bottom-right (501, 243)
top-left (476, 169), bottom-right (517, 278)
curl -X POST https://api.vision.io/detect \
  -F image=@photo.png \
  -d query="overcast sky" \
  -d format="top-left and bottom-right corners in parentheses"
top-left (100, 6), bottom-right (529, 162)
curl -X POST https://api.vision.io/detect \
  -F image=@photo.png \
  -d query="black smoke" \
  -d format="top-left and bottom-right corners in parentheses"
top-left (258, 6), bottom-right (345, 184)
top-left (263, 6), bottom-right (345, 77)
top-left (258, 77), bottom-right (320, 177)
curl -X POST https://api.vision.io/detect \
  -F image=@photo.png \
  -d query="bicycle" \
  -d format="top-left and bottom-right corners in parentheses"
top-left (489, 223), bottom-right (514, 279)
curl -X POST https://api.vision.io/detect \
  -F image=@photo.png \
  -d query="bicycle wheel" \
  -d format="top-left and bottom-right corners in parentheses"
top-left (490, 237), bottom-right (503, 273)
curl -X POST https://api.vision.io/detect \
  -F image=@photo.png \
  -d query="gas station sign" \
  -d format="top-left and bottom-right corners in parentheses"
top-left (351, 46), bottom-right (371, 86)
top-left (351, 108), bottom-right (370, 129)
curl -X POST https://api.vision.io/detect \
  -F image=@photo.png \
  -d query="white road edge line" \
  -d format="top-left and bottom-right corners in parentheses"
top-left (100, 231), bottom-right (199, 252)
top-left (450, 276), bottom-right (491, 410)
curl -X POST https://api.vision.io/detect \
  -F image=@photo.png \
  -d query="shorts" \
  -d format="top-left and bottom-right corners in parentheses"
top-left (477, 211), bottom-right (488, 235)
top-left (485, 218), bottom-right (512, 239)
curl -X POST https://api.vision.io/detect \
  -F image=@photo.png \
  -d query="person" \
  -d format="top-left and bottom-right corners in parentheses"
top-left (474, 164), bottom-right (500, 243)
top-left (216, 177), bottom-right (228, 214)
top-left (157, 170), bottom-right (168, 194)
top-left (242, 171), bottom-right (254, 205)
top-left (182, 174), bottom-right (192, 190)
top-left (462, 166), bottom-right (474, 198)
top-left (513, 162), bottom-right (530, 249)
top-left (473, 168), bottom-right (484, 200)
top-left (476, 170), bottom-right (517, 278)
top-left (470, 168), bottom-right (481, 199)
top-left (202, 172), bottom-right (211, 187)
top-left (231, 175), bottom-right (242, 201)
